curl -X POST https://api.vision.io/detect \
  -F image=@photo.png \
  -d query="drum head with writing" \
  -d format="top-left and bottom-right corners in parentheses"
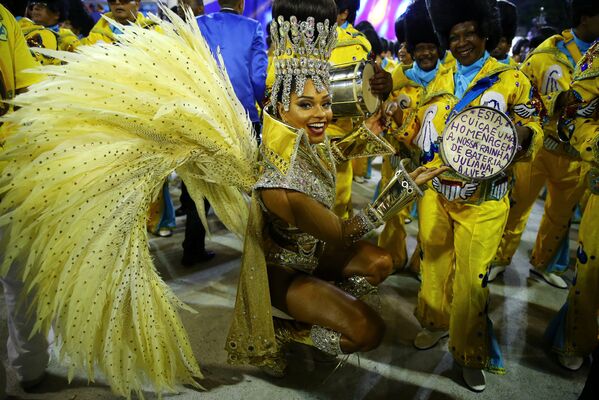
top-left (361, 63), bottom-right (380, 114)
top-left (439, 106), bottom-right (518, 180)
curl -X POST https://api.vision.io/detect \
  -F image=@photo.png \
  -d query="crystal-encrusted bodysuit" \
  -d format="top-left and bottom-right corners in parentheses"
top-left (255, 129), bottom-right (337, 274)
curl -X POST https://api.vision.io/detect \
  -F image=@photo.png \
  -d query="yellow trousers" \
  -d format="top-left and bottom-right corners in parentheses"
top-left (416, 190), bottom-right (509, 371)
top-left (495, 148), bottom-right (587, 269)
top-left (377, 157), bottom-right (408, 268)
top-left (546, 194), bottom-right (599, 357)
top-left (333, 160), bottom-right (353, 219)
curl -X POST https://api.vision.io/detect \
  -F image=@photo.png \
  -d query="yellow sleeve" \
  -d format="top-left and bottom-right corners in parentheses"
top-left (519, 53), bottom-right (570, 117)
top-left (509, 71), bottom-right (543, 160)
top-left (391, 64), bottom-right (409, 92)
top-left (570, 76), bottom-right (599, 165)
top-left (10, 18), bottom-right (41, 90)
top-left (571, 118), bottom-right (599, 165)
top-left (80, 32), bottom-right (105, 46)
top-left (58, 28), bottom-right (81, 51)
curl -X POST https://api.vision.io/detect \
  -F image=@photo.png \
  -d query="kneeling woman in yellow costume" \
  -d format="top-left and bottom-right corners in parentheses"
top-left (225, 0), bottom-right (447, 375)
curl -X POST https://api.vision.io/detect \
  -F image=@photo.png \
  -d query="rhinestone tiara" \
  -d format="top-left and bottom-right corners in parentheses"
top-left (270, 15), bottom-right (338, 111)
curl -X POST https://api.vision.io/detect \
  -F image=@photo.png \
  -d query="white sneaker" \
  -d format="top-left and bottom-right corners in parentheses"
top-left (414, 328), bottom-right (448, 350)
top-left (353, 176), bottom-right (365, 183)
top-left (488, 265), bottom-right (506, 282)
top-left (558, 354), bottom-right (584, 371)
top-left (462, 367), bottom-right (486, 392)
top-left (530, 269), bottom-right (568, 289)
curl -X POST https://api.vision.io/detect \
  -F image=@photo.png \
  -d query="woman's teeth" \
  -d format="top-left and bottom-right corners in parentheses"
top-left (308, 123), bottom-right (325, 129)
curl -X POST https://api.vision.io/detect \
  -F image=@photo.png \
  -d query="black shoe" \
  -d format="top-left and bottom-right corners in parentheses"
top-left (181, 250), bottom-right (216, 267)
top-left (175, 206), bottom-right (187, 216)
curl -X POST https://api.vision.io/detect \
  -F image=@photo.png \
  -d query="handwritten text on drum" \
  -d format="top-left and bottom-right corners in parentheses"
top-left (443, 108), bottom-right (516, 179)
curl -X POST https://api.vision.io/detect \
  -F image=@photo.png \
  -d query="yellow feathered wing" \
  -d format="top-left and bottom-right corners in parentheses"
top-left (0, 8), bottom-right (256, 398)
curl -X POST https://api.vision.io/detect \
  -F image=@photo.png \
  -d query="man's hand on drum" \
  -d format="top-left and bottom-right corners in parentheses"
top-left (369, 63), bottom-right (393, 100)
top-left (409, 165), bottom-right (451, 186)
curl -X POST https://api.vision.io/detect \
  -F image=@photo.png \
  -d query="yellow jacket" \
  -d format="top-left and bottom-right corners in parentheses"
top-left (327, 23), bottom-right (371, 138)
top-left (413, 57), bottom-right (542, 200)
top-left (56, 27), bottom-right (80, 51)
top-left (520, 30), bottom-right (583, 121)
top-left (0, 7), bottom-right (42, 114)
top-left (19, 18), bottom-right (80, 55)
top-left (18, 18), bottom-right (61, 65)
top-left (81, 12), bottom-right (158, 45)
top-left (570, 43), bottom-right (599, 169)
top-left (389, 64), bottom-right (426, 153)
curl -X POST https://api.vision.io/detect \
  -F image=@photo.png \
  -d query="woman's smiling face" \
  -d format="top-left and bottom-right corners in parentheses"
top-left (449, 21), bottom-right (487, 66)
top-left (278, 79), bottom-right (333, 144)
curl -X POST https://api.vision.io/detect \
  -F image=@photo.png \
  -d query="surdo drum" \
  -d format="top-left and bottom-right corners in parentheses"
top-left (439, 106), bottom-right (518, 180)
top-left (329, 61), bottom-right (380, 118)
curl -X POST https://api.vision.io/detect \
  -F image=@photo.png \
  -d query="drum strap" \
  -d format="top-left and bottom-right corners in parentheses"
top-left (447, 74), bottom-right (501, 123)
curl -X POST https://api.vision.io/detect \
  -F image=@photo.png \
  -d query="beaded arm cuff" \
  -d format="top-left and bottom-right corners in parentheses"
top-left (336, 276), bottom-right (377, 298)
top-left (341, 206), bottom-right (383, 246)
top-left (331, 123), bottom-right (395, 164)
top-left (341, 161), bottom-right (421, 245)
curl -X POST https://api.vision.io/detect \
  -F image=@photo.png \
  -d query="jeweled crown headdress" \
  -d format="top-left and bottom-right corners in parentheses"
top-left (270, 15), bottom-right (338, 111)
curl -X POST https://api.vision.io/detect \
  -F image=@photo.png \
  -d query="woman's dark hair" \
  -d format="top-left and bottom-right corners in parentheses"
top-left (272, 0), bottom-right (337, 25)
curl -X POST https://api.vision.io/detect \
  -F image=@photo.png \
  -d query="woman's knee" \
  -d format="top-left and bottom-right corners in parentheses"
top-left (366, 249), bottom-right (393, 285)
top-left (346, 306), bottom-right (386, 352)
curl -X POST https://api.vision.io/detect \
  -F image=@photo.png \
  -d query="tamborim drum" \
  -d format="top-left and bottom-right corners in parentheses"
top-left (329, 61), bottom-right (380, 118)
top-left (439, 106), bottom-right (518, 181)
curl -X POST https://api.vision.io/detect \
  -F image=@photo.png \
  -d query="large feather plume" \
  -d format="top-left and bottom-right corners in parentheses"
top-left (0, 7), bottom-right (256, 398)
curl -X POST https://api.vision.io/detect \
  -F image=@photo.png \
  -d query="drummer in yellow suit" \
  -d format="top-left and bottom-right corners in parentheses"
top-left (379, 0), bottom-right (442, 271)
top-left (491, 0), bottom-right (599, 287)
top-left (545, 41), bottom-right (599, 373)
top-left (19, 0), bottom-right (79, 65)
top-left (329, 0), bottom-right (392, 218)
top-left (409, 0), bottom-right (542, 391)
top-left (81, 0), bottom-right (158, 45)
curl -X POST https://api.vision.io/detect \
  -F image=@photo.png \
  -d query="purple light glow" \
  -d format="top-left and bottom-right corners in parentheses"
top-left (355, 0), bottom-right (409, 40)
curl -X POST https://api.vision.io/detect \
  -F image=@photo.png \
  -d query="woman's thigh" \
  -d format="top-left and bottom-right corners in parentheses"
top-left (268, 265), bottom-right (385, 349)
top-left (314, 241), bottom-right (392, 285)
